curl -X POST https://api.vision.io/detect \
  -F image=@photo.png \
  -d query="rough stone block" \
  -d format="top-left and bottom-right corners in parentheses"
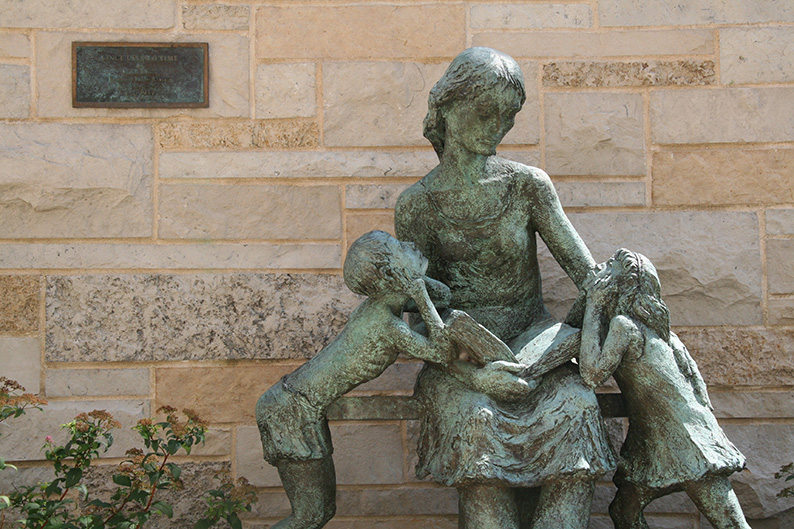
top-left (2, 399), bottom-right (149, 461)
top-left (543, 60), bottom-right (715, 87)
top-left (0, 242), bottom-right (340, 270)
top-left (651, 87), bottom-right (794, 144)
top-left (46, 368), bottom-right (149, 398)
top-left (36, 32), bottom-right (248, 118)
top-left (182, 4), bottom-right (249, 30)
top-left (599, 0), bottom-right (794, 26)
top-left (553, 181), bottom-right (645, 207)
top-left (767, 240), bottom-right (794, 295)
top-left (0, 337), bottom-right (40, 394)
top-left (256, 63), bottom-right (316, 119)
top-left (0, 0), bottom-right (175, 28)
top-left (473, 29), bottom-right (714, 58)
top-left (0, 275), bottom-right (40, 334)
top-left (766, 209), bottom-right (794, 236)
top-left (255, 5), bottom-right (465, 59)
top-left (160, 150), bottom-right (436, 179)
top-left (545, 92), bottom-right (645, 176)
top-left (0, 64), bottom-right (29, 118)
top-left (346, 213), bottom-right (396, 250)
top-left (157, 120), bottom-right (318, 150)
top-left (721, 28), bottom-right (794, 85)
top-left (346, 184), bottom-right (413, 210)
top-left (540, 211), bottom-right (762, 326)
top-left (709, 390), bottom-right (794, 419)
top-left (158, 184), bottom-right (341, 240)
top-left (471, 3), bottom-right (592, 29)
top-left (46, 274), bottom-right (360, 363)
top-left (0, 123), bottom-right (152, 238)
top-left (653, 148), bottom-right (794, 206)
top-left (0, 33), bottom-right (29, 58)
top-left (675, 328), bottom-right (794, 386)
top-left (769, 299), bottom-right (794, 326)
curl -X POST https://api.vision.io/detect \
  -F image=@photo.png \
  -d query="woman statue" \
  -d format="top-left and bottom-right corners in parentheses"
top-left (395, 47), bottom-right (616, 529)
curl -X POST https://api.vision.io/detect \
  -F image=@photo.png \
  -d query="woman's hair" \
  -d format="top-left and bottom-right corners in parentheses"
top-left (612, 248), bottom-right (671, 342)
top-left (343, 230), bottom-right (394, 297)
top-left (424, 47), bottom-right (526, 158)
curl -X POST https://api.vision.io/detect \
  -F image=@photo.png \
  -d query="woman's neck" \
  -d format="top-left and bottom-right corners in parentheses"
top-left (436, 142), bottom-right (489, 188)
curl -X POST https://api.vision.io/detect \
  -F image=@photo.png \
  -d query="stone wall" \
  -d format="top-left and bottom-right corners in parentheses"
top-left (1, 1), bottom-right (793, 528)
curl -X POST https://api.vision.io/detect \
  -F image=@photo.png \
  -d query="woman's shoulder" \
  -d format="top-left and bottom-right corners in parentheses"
top-left (489, 156), bottom-right (555, 196)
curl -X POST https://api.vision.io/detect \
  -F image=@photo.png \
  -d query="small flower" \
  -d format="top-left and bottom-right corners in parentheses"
top-left (44, 435), bottom-right (53, 443)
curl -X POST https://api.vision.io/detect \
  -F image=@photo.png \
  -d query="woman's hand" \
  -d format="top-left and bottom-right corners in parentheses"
top-left (472, 361), bottom-right (536, 402)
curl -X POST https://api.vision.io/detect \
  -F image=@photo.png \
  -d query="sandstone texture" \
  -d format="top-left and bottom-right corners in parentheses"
top-left (256, 5), bottom-right (465, 59)
top-left (0, 275), bottom-right (39, 334)
top-left (46, 274), bottom-right (361, 363)
top-left (766, 209), bottom-right (794, 235)
top-left (545, 92), bottom-right (645, 176)
top-left (675, 328), bottom-right (794, 386)
top-left (473, 29), bottom-right (714, 58)
top-left (0, 64), bottom-right (29, 118)
top-left (709, 390), bottom-right (794, 419)
top-left (346, 184), bottom-right (413, 210)
top-left (346, 213), bottom-right (396, 250)
top-left (767, 240), bottom-right (794, 295)
top-left (0, 123), bottom-right (152, 238)
top-left (768, 299), bottom-right (794, 326)
top-left (45, 368), bottom-right (149, 397)
top-left (161, 150), bottom-right (436, 179)
top-left (470, 3), bottom-right (592, 29)
top-left (256, 63), bottom-right (316, 119)
top-left (543, 60), bottom-right (715, 87)
top-left (552, 181), bottom-right (645, 207)
top-left (540, 211), bottom-right (762, 326)
top-left (36, 32), bottom-right (248, 118)
top-left (158, 184), bottom-right (341, 240)
top-left (0, 0), bottom-right (175, 28)
top-left (182, 4), bottom-right (249, 31)
top-left (651, 87), bottom-right (794, 144)
top-left (652, 148), bottom-right (794, 206)
top-left (598, 0), bottom-right (794, 26)
top-left (721, 28), bottom-right (794, 85)
top-left (0, 33), bottom-right (29, 58)
top-left (157, 119), bottom-right (319, 150)
top-left (0, 337), bottom-right (40, 394)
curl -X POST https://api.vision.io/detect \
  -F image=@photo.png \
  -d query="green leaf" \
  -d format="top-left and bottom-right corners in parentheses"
top-left (0, 495), bottom-right (10, 509)
top-left (65, 467), bottom-right (83, 488)
top-left (193, 519), bottom-right (215, 529)
top-left (153, 500), bottom-right (173, 518)
top-left (227, 513), bottom-right (242, 529)
top-left (112, 473), bottom-right (132, 487)
top-left (166, 462), bottom-right (181, 481)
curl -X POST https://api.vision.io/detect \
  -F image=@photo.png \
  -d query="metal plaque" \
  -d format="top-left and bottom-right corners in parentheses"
top-left (72, 42), bottom-right (209, 108)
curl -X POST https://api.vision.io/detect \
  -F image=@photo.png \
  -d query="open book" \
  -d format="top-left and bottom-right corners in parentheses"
top-left (443, 310), bottom-right (518, 366)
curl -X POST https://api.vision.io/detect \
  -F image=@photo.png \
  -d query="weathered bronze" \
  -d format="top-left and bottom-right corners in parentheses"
top-left (72, 42), bottom-right (209, 108)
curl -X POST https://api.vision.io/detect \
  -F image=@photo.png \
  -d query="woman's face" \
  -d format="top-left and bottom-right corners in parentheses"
top-left (441, 83), bottom-right (523, 156)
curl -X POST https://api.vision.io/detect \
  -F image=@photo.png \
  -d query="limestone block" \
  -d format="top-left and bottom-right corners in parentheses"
top-left (0, 33), bottom-right (29, 58)
top-left (352, 362), bottom-right (423, 393)
top-left (499, 150), bottom-right (541, 168)
top-left (599, 0), bottom-right (794, 26)
top-left (769, 299), bottom-right (794, 326)
top-left (255, 5), bottom-right (465, 59)
top-left (157, 120), bottom-right (319, 150)
top-left (543, 60), bottom-right (715, 87)
top-left (36, 32), bottom-right (248, 118)
top-left (709, 390), bottom-right (794, 419)
top-left (46, 368), bottom-right (149, 397)
top-left (346, 184), bottom-right (413, 210)
top-left (0, 276), bottom-right (40, 335)
top-left (766, 209), bottom-right (794, 236)
top-left (0, 64), bottom-right (29, 118)
top-left (473, 29), bottom-right (714, 58)
top-left (182, 4), bottom-right (249, 30)
top-left (0, 123), bottom-right (152, 238)
top-left (161, 150), bottom-right (437, 180)
top-left (540, 211), bottom-right (762, 326)
top-left (545, 92), bottom-right (645, 176)
top-left (158, 184), bottom-right (341, 240)
top-left (675, 328), bottom-right (794, 386)
top-left (0, 0), bottom-right (175, 28)
top-left (651, 87), bottom-right (794, 144)
top-left (235, 425), bottom-right (281, 487)
top-left (652, 149), bottom-right (794, 206)
top-left (552, 181), bottom-right (645, 207)
top-left (470, 3), bottom-right (592, 29)
top-left (1, 399), bottom-right (149, 461)
top-left (0, 337), bottom-right (40, 394)
top-left (721, 28), bottom-right (794, 85)
top-left (324, 521), bottom-right (456, 529)
top-left (46, 274), bottom-right (361, 363)
top-left (0, 243), bottom-right (340, 270)
top-left (768, 240), bottom-right (794, 295)
top-left (346, 213), bottom-right (396, 250)
top-left (256, 63), bottom-right (316, 119)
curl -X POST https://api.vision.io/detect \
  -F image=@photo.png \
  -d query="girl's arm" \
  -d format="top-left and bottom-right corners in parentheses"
top-left (580, 300), bottom-right (641, 388)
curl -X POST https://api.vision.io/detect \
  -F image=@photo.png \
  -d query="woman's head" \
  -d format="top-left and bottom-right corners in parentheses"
top-left (424, 47), bottom-right (526, 158)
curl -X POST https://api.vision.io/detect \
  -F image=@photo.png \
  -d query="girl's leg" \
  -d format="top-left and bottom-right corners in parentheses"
top-left (609, 481), bottom-right (660, 529)
top-left (514, 487), bottom-right (540, 529)
top-left (272, 457), bottom-right (336, 529)
top-left (684, 475), bottom-right (751, 529)
top-left (458, 484), bottom-right (519, 529)
top-left (531, 478), bottom-right (595, 529)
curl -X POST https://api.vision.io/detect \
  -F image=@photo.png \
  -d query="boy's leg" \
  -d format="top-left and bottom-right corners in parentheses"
top-left (609, 481), bottom-right (659, 529)
top-left (684, 475), bottom-right (751, 529)
top-left (531, 478), bottom-right (595, 529)
top-left (458, 484), bottom-right (519, 529)
top-left (273, 456), bottom-right (336, 529)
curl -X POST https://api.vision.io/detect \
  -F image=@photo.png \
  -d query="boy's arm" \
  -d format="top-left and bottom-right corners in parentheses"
top-left (402, 276), bottom-right (451, 313)
top-left (389, 320), bottom-right (451, 365)
top-left (391, 271), bottom-right (445, 339)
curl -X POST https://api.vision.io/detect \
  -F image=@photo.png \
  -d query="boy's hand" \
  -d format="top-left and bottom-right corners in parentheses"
top-left (388, 267), bottom-right (425, 297)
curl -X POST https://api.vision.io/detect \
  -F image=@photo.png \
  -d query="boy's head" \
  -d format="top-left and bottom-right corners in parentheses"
top-left (344, 231), bottom-right (428, 297)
